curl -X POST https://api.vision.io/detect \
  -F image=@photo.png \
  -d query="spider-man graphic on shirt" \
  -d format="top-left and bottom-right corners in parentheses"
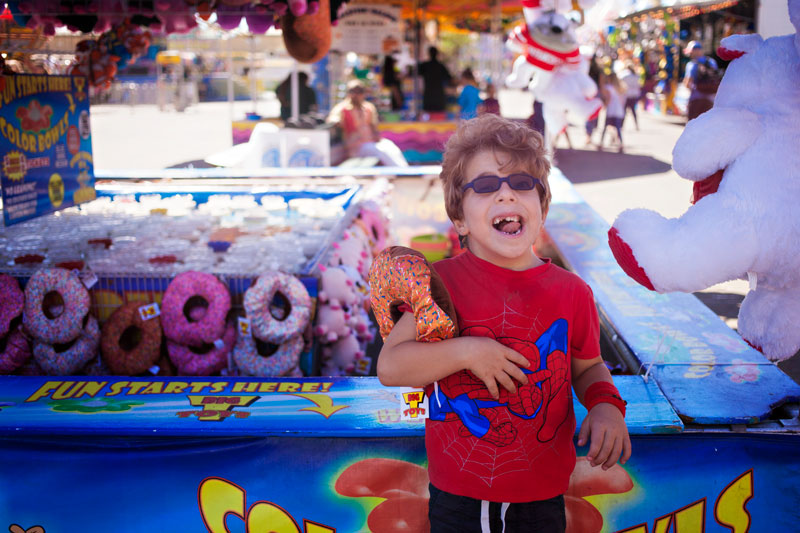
top-left (428, 318), bottom-right (570, 447)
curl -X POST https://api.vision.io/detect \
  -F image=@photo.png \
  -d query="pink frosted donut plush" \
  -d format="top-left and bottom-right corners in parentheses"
top-left (0, 274), bottom-right (24, 338)
top-left (244, 272), bottom-right (311, 343)
top-left (162, 271), bottom-right (231, 347)
top-left (33, 315), bottom-right (100, 375)
top-left (233, 333), bottom-right (304, 377)
top-left (167, 319), bottom-right (236, 376)
top-left (23, 268), bottom-right (90, 344)
top-left (0, 327), bottom-right (32, 374)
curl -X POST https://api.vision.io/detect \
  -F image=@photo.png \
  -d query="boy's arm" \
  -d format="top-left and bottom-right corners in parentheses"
top-left (572, 356), bottom-right (632, 470)
top-left (377, 312), bottom-right (531, 399)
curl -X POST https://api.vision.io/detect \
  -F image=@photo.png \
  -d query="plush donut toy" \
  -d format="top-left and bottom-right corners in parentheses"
top-left (33, 315), bottom-right (100, 375)
top-left (166, 319), bottom-right (236, 376)
top-left (233, 333), bottom-right (305, 377)
top-left (23, 268), bottom-right (90, 344)
top-left (162, 271), bottom-right (231, 347)
top-left (0, 328), bottom-right (32, 374)
top-left (280, 0), bottom-right (331, 63)
top-left (368, 246), bottom-right (458, 343)
top-left (100, 302), bottom-right (163, 375)
top-left (244, 272), bottom-right (312, 343)
top-left (0, 274), bottom-right (24, 338)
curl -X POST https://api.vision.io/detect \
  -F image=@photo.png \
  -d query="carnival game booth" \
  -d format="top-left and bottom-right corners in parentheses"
top-left (0, 176), bottom-right (393, 381)
top-left (2, 168), bottom-right (800, 532)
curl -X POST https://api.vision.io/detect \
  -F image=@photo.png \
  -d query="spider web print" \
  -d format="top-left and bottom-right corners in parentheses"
top-left (428, 307), bottom-right (571, 489)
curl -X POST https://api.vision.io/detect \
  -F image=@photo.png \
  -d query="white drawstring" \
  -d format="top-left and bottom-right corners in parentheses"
top-left (481, 500), bottom-right (491, 533)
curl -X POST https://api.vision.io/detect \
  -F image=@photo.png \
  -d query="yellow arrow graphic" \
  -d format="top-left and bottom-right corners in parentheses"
top-left (291, 393), bottom-right (349, 418)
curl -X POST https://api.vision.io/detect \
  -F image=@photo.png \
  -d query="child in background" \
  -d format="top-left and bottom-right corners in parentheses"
top-left (458, 68), bottom-right (483, 120)
top-left (600, 71), bottom-right (627, 153)
top-left (619, 62), bottom-right (642, 130)
top-left (378, 114), bottom-right (631, 532)
top-left (480, 82), bottom-right (501, 116)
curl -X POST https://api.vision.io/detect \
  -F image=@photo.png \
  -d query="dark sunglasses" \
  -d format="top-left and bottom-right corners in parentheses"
top-left (461, 173), bottom-right (541, 194)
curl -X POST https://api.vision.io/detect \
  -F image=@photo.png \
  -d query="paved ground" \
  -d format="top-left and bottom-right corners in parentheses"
top-left (89, 91), bottom-right (800, 380)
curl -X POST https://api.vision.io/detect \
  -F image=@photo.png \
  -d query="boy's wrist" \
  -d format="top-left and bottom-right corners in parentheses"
top-left (583, 381), bottom-right (627, 418)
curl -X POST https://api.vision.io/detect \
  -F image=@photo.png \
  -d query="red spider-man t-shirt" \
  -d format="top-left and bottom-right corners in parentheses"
top-left (426, 250), bottom-right (600, 503)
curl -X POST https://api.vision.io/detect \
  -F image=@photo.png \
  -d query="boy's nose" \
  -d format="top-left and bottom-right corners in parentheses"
top-left (495, 181), bottom-right (517, 200)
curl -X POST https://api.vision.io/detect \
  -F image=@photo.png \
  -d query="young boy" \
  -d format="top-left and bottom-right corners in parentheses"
top-left (377, 114), bottom-right (631, 533)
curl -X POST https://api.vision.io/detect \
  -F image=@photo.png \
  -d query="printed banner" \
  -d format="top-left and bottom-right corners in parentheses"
top-left (331, 4), bottom-right (403, 55)
top-left (0, 74), bottom-right (94, 225)
top-left (0, 376), bottom-right (797, 531)
top-left (1, 433), bottom-right (799, 532)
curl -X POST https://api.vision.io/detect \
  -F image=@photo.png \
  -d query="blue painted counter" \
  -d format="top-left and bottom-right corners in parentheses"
top-left (3, 170), bottom-right (800, 532)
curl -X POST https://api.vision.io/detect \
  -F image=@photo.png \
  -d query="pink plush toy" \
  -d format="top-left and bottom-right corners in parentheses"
top-left (313, 301), bottom-right (352, 344)
top-left (320, 333), bottom-right (364, 376)
top-left (153, 0), bottom-right (198, 33)
top-left (355, 201), bottom-right (390, 257)
top-left (327, 228), bottom-right (373, 279)
top-left (317, 264), bottom-right (360, 310)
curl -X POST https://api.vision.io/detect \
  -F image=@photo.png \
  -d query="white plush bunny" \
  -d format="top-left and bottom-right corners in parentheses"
top-left (609, 0), bottom-right (800, 361)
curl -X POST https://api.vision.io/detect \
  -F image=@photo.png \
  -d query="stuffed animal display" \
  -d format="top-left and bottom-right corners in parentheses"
top-left (608, 0), bottom-right (800, 361)
top-left (505, 0), bottom-right (601, 146)
top-left (314, 203), bottom-right (389, 376)
top-left (16, 1), bottom-right (349, 65)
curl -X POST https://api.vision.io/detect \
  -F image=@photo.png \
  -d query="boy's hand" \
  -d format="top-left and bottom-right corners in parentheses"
top-left (577, 403), bottom-right (632, 470)
top-left (463, 337), bottom-right (530, 400)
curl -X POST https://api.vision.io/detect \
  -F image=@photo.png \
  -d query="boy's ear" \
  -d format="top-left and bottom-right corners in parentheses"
top-left (453, 219), bottom-right (468, 235)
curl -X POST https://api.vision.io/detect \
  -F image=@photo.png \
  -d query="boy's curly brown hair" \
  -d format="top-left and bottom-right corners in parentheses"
top-left (439, 114), bottom-right (551, 223)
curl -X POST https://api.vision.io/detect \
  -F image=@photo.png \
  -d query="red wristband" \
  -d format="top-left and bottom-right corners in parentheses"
top-left (583, 381), bottom-right (627, 418)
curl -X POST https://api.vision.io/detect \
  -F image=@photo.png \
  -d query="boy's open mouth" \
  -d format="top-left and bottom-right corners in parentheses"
top-left (493, 215), bottom-right (523, 235)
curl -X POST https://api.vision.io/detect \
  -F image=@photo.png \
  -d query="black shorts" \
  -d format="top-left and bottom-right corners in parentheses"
top-left (428, 483), bottom-right (566, 533)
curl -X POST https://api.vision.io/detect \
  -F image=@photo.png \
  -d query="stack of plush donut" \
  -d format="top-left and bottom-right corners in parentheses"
top-left (22, 268), bottom-right (101, 375)
top-left (233, 271), bottom-right (311, 377)
top-left (161, 271), bottom-right (235, 376)
top-left (0, 274), bottom-right (31, 374)
top-left (0, 267), bottom-right (327, 377)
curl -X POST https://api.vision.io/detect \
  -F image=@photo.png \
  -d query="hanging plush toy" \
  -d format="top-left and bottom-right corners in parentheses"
top-left (505, 0), bottom-right (601, 146)
top-left (608, 0), bottom-right (800, 361)
top-left (280, 0), bottom-right (331, 63)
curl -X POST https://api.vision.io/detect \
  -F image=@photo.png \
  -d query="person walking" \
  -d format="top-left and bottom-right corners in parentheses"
top-left (619, 62), bottom-right (642, 130)
top-left (418, 46), bottom-right (452, 113)
top-left (682, 40), bottom-right (720, 121)
top-left (600, 71), bottom-right (626, 153)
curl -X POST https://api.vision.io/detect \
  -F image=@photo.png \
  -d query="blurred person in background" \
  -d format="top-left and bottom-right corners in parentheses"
top-left (276, 71), bottom-right (318, 122)
top-left (382, 54), bottom-right (405, 111)
top-left (419, 46), bottom-right (452, 113)
top-left (480, 82), bottom-right (501, 115)
top-left (327, 79), bottom-right (408, 167)
top-left (599, 70), bottom-right (626, 153)
top-left (619, 62), bottom-right (642, 130)
top-left (682, 40), bottom-right (719, 121)
top-left (457, 68), bottom-right (482, 120)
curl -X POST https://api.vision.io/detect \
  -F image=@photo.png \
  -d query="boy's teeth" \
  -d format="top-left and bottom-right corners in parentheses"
top-left (492, 215), bottom-right (522, 234)
top-left (492, 215), bottom-right (520, 225)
